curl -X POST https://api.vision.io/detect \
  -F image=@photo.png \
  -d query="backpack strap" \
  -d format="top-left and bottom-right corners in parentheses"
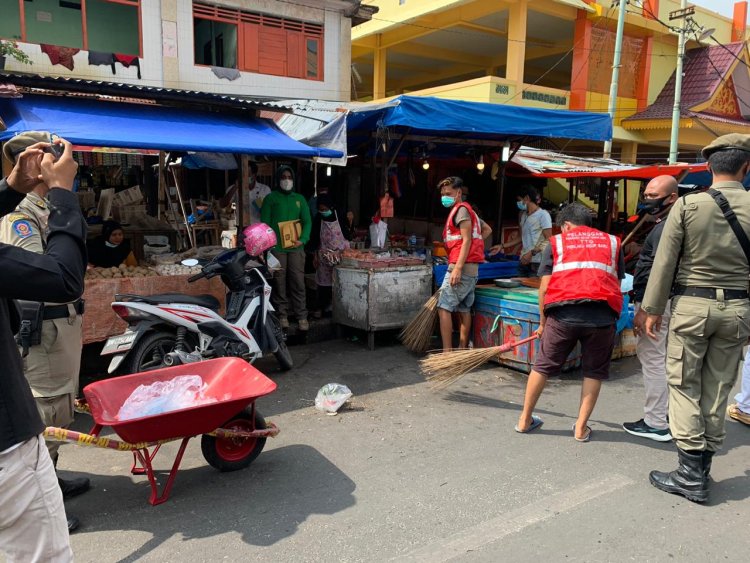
top-left (707, 188), bottom-right (750, 265)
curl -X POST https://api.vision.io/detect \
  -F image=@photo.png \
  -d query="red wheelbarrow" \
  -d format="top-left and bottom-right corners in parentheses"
top-left (44, 357), bottom-right (279, 506)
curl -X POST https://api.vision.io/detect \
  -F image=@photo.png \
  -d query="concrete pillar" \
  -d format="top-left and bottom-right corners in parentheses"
top-left (161, 0), bottom-right (179, 88)
top-left (620, 142), bottom-right (639, 164)
top-left (621, 142), bottom-right (640, 216)
top-left (570, 11), bottom-right (592, 110)
top-left (373, 34), bottom-right (386, 100)
top-left (506, 0), bottom-right (527, 86)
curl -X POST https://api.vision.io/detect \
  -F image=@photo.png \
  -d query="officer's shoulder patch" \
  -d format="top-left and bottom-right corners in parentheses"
top-left (33, 198), bottom-right (47, 209)
top-left (5, 213), bottom-right (30, 223)
top-left (12, 219), bottom-right (34, 239)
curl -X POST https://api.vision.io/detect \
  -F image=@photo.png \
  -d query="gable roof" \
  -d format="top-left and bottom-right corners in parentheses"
top-left (625, 42), bottom-right (747, 122)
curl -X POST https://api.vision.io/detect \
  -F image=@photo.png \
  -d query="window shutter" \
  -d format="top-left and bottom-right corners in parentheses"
top-left (258, 26), bottom-right (287, 76)
top-left (240, 22), bottom-right (259, 72)
top-left (287, 32), bottom-right (304, 79)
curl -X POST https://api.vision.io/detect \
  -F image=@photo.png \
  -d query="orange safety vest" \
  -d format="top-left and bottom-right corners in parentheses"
top-left (544, 226), bottom-right (622, 315)
top-left (443, 202), bottom-right (485, 265)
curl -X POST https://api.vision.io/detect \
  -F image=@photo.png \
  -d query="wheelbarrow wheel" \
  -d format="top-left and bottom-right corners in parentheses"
top-left (201, 407), bottom-right (267, 472)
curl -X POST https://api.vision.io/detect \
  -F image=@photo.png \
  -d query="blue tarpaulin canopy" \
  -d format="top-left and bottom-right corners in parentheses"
top-left (0, 95), bottom-right (343, 158)
top-left (346, 95), bottom-right (612, 145)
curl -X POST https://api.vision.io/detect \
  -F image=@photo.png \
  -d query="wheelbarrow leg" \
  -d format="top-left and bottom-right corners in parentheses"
top-left (135, 437), bottom-right (191, 506)
top-left (131, 444), bottom-right (162, 476)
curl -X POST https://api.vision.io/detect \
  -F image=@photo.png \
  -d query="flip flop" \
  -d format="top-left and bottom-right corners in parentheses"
top-left (572, 423), bottom-right (592, 442)
top-left (515, 415), bottom-right (543, 434)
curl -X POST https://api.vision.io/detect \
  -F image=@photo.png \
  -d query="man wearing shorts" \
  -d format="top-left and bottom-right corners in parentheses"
top-left (437, 177), bottom-right (485, 351)
top-left (515, 203), bottom-right (624, 441)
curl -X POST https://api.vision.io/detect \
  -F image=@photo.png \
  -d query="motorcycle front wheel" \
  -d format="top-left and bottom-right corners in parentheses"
top-left (121, 331), bottom-right (181, 374)
top-left (268, 314), bottom-right (293, 371)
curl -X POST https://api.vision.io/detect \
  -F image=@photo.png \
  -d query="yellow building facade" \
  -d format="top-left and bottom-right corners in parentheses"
top-left (351, 0), bottom-right (750, 167)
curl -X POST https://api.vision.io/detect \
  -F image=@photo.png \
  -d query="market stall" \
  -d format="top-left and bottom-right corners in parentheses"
top-left (0, 91), bottom-right (343, 347)
top-left (333, 262), bottom-right (432, 351)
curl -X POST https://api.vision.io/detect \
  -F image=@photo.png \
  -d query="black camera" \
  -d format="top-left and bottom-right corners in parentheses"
top-left (43, 133), bottom-right (64, 160)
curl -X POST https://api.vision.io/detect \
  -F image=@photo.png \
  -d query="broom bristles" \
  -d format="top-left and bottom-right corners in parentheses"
top-left (420, 347), bottom-right (504, 389)
top-left (399, 291), bottom-right (440, 354)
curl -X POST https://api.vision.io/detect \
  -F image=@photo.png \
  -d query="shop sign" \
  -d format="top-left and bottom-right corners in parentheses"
top-left (522, 91), bottom-right (567, 106)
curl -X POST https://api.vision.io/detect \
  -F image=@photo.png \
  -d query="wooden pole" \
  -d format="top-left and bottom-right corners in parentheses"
top-left (238, 154), bottom-right (249, 242)
top-left (157, 151), bottom-right (166, 221)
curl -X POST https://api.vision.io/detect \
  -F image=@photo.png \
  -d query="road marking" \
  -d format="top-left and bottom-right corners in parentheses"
top-left (396, 474), bottom-right (633, 562)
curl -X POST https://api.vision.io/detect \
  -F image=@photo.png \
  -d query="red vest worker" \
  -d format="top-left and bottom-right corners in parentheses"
top-left (515, 203), bottom-right (624, 442)
top-left (437, 176), bottom-right (485, 351)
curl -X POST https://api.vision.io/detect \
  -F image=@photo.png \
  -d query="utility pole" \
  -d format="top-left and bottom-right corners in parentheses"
top-left (603, 0), bottom-right (628, 159)
top-left (669, 1), bottom-right (693, 164)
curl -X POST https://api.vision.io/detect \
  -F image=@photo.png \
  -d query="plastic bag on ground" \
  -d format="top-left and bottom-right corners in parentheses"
top-left (315, 383), bottom-right (353, 414)
top-left (117, 375), bottom-right (218, 421)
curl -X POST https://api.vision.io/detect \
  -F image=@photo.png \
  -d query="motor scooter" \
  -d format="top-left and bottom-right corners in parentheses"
top-left (101, 248), bottom-right (292, 374)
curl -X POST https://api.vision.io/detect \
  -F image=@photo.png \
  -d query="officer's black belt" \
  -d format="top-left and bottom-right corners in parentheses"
top-left (673, 286), bottom-right (749, 300)
top-left (43, 300), bottom-right (85, 320)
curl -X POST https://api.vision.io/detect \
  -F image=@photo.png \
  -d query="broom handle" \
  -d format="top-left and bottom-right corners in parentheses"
top-left (497, 334), bottom-right (539, 353)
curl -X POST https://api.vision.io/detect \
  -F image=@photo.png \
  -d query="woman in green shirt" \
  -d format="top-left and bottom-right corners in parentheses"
top-left (260, 165), bottom-right (312, 331)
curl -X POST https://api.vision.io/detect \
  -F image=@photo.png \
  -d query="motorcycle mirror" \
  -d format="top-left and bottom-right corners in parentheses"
top-left (181, 259), bottom-right (200, 267)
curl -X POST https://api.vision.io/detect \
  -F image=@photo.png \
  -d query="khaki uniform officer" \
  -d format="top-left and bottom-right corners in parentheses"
top-left (0, 131), bottom-right (89, 532)
top-left (642, 133), bottom-right (750, 503)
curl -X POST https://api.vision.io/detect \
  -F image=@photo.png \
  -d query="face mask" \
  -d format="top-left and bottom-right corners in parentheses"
top-left (639, 196), bottom-right (670, 215)
top-left (320, 210), bottom-right (333, 218)
top-left (105, 241), bottom-right (120, 248)
top-left (517, 201), bottom-right (527, 211)
top-left (280, 179), bottom-right (293, 191)
top-left (441, 195), bottom-right (455, 208)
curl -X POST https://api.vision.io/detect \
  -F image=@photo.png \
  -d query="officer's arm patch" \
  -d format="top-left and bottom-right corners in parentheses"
top-left (12, 220), bottom-right (35, 239)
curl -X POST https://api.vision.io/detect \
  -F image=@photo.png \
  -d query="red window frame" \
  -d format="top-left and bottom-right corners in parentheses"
top-left (8, 0), bottom-right (142, 57)
top-left (192, 2), bottom-right (324, 81)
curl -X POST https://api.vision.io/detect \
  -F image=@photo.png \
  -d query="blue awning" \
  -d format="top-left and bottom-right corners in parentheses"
top-left (346, 95), bottom-right (612, 144)
top-left (0, 95), bottom-right (343, 158)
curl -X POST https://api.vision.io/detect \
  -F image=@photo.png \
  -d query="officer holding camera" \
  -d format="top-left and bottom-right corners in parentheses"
top-left (0, 132), bottom-right (89, 533)
top-left (1, 135), bottom-right (84, 562)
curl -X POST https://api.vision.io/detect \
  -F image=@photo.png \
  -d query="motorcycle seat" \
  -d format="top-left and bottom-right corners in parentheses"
top-left (117, 293), bottom-right (221, 312)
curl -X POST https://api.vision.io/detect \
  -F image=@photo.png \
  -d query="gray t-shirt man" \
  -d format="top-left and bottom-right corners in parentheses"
top-left (521, 208), bottom-right (552, 264)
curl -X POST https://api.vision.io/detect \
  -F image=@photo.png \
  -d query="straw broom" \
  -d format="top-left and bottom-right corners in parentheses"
top-left (421, 335), bottom-right (539, 390)
top-left (400, 290), bottom-right (441, 354)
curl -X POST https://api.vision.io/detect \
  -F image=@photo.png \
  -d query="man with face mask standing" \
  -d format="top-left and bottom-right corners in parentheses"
top-left (643, 134), bottom-right (750, 502)
top-left (0, 132), bottom-right (89, 533)
top-left (436, 177), bottom-right (485, 351)
top-left (261, 165), bottom-right (312, 330)
top-left (623, 175), bottom-right (679, 442)
top-left (489, 186), bottom-right (551, 277)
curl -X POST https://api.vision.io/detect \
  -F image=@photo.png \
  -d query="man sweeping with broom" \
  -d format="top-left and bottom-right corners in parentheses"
top-left (436, 176), bottom-right (486, 351)
top-left (515, 203), bottom-right (625, 441)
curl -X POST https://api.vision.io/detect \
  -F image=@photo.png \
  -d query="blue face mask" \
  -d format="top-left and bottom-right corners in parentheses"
top-left (320, 210), bottom-right (333, 218)
top-left (441, 196), bottom-right (455, 208)
top-left (517, 201), bottom-right (527, 211)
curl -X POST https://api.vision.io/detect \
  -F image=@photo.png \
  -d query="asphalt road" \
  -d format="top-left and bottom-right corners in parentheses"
top-left (49, 339), bottom-right (750, 562)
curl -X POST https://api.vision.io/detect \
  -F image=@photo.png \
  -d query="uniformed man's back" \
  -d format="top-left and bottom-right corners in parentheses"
top-left (672, 183), bottom-right (750, 290)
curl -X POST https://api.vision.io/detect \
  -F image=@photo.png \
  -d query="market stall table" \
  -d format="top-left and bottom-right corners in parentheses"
top-left (82, 274), bottom-right (226, 345)
top-left (333, 264), bottom-right (432, 350)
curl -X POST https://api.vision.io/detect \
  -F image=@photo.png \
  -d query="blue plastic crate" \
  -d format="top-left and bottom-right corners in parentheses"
top-left (433, 259), bottom-right (520, 287)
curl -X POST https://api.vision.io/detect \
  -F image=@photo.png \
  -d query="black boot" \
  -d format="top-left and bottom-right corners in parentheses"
top-left (649, 449), bottom-right (708, 503)
top-left (67, 515), bottom-right (80, 533)
top-left (702, 450), bottom-right (715, 482)
top-left (59, 476), bottom-right (90, 500)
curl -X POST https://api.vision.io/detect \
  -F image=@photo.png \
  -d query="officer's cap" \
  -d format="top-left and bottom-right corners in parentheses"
top-left (2, 131), bottom-right (52, 164)
top-left (701, 133), bottom-right (750, 160)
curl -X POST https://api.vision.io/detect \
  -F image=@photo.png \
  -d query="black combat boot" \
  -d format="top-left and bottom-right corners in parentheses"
top-left (649, 448), bottom-right (708, 503)
top-left (59, 476), bottom-right (91, 500)
top-left (702, 450), bottom-right (715, 482)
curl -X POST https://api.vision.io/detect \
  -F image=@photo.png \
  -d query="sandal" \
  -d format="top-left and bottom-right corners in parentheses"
top-left (515, 415), bottom-right (543, 434)
top-left (727, 403), bottom-right (750, 426)
top-left (572, 423), bottom-right (592, 442)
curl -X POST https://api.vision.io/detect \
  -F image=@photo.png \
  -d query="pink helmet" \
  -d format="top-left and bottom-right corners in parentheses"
top-left (243, 223), bottom-right (277, 256)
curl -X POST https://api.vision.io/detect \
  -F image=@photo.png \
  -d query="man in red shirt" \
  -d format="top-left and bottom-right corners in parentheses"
top-left (437, 177), bottom-right (485, 351)
top-left (515, 203), bottom-right (625, 441)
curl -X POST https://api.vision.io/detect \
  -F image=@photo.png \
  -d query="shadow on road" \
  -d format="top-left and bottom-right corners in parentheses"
top-left (64, 444), bottom-right (356, 561)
